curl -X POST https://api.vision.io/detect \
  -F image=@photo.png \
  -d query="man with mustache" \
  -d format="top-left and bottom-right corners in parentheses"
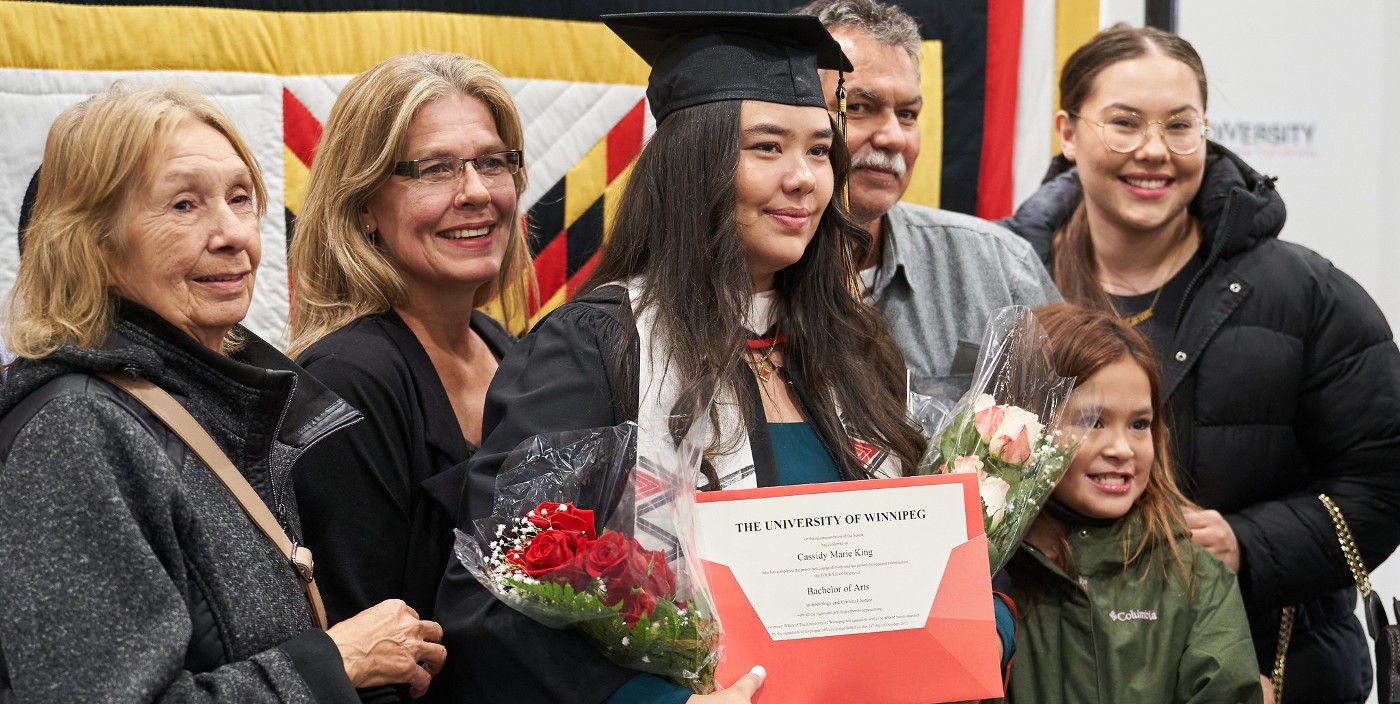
top-left (795, 0), bottom-right (1059, 391)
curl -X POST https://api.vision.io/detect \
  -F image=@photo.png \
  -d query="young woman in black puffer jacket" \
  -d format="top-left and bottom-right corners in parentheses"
top-left (1001, 24), bottom-right (1400, 703)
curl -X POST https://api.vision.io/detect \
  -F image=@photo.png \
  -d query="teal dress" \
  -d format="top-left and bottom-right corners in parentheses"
top-left (768, 422), bottom-right (841, 485)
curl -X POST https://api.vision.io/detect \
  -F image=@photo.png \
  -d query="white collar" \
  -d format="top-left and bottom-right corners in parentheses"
top-left (746, 289), bottom-right (780, 335)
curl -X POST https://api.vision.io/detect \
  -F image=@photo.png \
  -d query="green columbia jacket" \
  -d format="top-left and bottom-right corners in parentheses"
top-left (1004, 517), bottom-right (1263, 704)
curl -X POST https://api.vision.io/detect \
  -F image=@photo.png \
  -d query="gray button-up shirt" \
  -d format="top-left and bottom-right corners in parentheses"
top-left (865, 201), bottom-right (1060, 394)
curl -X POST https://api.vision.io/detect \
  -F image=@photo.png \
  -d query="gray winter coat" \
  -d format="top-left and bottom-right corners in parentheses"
top-left (0, 302), bottom-right (362, 703)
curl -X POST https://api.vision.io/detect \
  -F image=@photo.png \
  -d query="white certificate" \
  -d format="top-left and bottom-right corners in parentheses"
top-left (690, 475), bottom-right (1002, 703)
top-left (693, 478), bottom-right (968, 640)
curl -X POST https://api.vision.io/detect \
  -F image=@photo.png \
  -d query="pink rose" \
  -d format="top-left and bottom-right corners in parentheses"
top-left (986, 405), bottom-right (1044, 465)
top-left (979, 474), bottom-right (1012, 530)
top-left (973, 404), bottom-right (1005, 442)
top-left (950, 455), bottom-right (985, 475)
top-left (992, 426), bottom-right (1035, 465)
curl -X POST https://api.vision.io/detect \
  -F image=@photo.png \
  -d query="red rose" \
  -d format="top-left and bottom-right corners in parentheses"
top-left (584, 531), bottom-right (631, 579)
top-left (550, 551), bottom-right (594, 592)
top-left (527, 502), bottom-right (597, 541)
top-left (619, 590), bottom-right (658, 627)
top-left (603, 546), bottom-right (653, 605)
top-left (503, 547), bottom-right (527, 572)
top-left (521, 530), bottom-right (582, 577)
top-left (644, 552), bottom-right (677, 598)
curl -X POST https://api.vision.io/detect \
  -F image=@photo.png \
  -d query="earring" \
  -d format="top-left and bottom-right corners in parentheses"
top-left (364, 225), bottom-right (379, 245)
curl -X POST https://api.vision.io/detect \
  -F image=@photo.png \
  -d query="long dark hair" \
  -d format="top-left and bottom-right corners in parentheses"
top-left (1052, 24), bottom-right (1209, 311)
top-left (583, 99), bottom-right (923, 477)
top-left (1036, 303), bottom-right (1199, 584)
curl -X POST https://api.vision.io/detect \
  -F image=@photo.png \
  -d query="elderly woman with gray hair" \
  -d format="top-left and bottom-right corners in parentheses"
top-left (0, 83), bottom-right (444, 702)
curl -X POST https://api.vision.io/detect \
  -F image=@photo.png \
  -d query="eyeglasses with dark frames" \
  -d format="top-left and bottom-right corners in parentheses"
top-left (392, 150), bottom-right (524, 184)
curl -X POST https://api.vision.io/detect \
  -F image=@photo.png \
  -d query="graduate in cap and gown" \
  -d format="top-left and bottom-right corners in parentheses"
top-left (431, 12), bottom-right (1014, 703)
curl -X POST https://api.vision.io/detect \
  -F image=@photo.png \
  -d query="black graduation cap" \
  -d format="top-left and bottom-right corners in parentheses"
top-left (602, 11), bottom-right (853, 124)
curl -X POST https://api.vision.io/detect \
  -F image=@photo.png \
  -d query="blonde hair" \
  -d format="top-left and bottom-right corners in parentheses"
top-left (4, 82), bottom-right (265, 359)
top-left (287, 52), bottom-right (534, 358)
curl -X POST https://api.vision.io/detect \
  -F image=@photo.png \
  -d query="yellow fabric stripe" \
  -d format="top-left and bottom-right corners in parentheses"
top-left (479, 293), bottom-right (530, 334)
top-left (478, 298), bottom-right (508, 330)
top-left (1054, 0), bottom-right (1100, 154)
top-left (0, 2), bottom-right (650, 83)
top-left (564, 137), bottom-right (609, 229)
top-left (903, 39), bottom-right (942, 209)
top-left (283, 147), bottom-right (309, 216)
top-left (603, 161), bottom-right (633, 241)
top-left (530, 284), bottom-right (570, 327)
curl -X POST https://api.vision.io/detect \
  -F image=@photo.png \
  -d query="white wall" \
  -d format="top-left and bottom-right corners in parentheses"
top-left (1176, 3), bottom-right (1400, 700)
top-left (1101, 0), bottom-right (1145, 30)
top-left (1178, 1), bottom-right (1400, 325)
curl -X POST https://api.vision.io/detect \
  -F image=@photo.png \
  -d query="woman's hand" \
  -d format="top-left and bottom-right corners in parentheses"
top-left (327, 599), bottom-right (446, 698)
top-left (687, 665), bottom-right (766, 703)
top-left (1182, 506), bottom-right (1240, 571)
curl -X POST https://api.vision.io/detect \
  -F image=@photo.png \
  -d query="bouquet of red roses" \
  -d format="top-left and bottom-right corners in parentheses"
top-left (456, 418), bottom-right (720, 692)
top-left (916, 306), bottom-right (1082, 574)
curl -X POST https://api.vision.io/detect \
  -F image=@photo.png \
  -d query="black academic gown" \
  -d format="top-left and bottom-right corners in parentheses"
top-left (293, 309), bottom-right (513, 630)
top-left (431, 285), bottom-right (860, 704)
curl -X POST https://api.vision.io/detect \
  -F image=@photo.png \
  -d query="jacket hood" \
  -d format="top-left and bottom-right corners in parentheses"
top-left (1000, 141), bottom-right (1287, 266)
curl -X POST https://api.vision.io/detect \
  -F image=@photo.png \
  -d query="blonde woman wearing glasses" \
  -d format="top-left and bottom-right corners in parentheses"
top-left (1002, 24), bottom-right (1400, 704)
top-left (286, 52), bottom-right (533, 674)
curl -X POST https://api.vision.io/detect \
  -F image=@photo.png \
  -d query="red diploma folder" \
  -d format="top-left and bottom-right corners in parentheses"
top-left (694, 474), bottom-right (1001, 703)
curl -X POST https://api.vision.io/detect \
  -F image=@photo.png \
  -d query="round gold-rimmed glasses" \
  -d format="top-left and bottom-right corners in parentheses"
top-left (1069, 111), bottom-right (1209, 156)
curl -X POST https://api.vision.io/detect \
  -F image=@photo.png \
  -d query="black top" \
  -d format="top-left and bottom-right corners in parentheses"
top-left (602, 11), bottom-right (851, 123)
top-left (1107, 246), bottom-right (1205, 356)
top-left (433, 285), bottom-right (853, 703)
top-left (293, 309), bottom-right (513, 632)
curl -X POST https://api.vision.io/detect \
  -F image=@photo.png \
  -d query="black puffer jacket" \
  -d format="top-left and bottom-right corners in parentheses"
top-left (1003, 143), bottom-right (1400, 703)
top-left (0, 302), bottom-right (362, 702)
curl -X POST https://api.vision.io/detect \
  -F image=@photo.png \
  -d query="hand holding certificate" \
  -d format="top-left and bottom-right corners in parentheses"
top-left (694, 474), bottom-right (1003, 703)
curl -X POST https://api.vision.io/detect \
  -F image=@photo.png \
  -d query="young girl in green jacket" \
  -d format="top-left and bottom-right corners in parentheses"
top-left (1003, 303), bottom-right (1265, 704)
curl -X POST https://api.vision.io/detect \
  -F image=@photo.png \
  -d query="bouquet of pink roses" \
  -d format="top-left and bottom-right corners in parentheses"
top-left (917, 306), bottom-right (1081, 574)
top-left (455, 412), bottom-right (721, 692)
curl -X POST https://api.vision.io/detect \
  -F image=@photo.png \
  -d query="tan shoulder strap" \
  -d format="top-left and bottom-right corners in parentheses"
top-left (98, 372), bottom-right (328, 630)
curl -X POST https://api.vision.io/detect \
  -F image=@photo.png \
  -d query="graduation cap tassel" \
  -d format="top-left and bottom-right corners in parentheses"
top-left (835, 73), bottom-right (862, 300)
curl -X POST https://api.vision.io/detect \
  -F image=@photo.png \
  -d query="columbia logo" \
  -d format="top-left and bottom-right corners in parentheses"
top-left (1109, 609), bottom-right (1158, 622)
